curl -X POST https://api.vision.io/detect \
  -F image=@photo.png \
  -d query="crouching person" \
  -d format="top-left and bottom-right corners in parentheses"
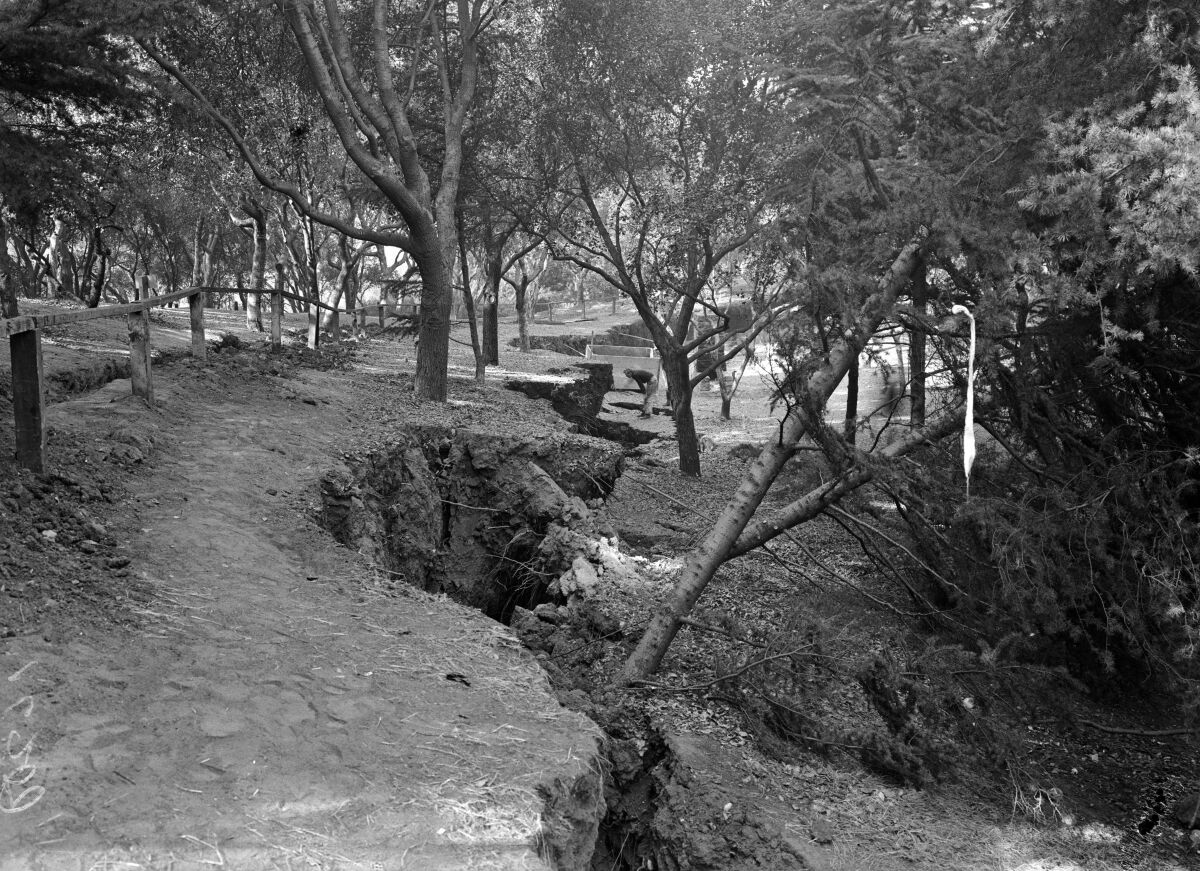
top-left (623, 367), bottom-right (658, 418)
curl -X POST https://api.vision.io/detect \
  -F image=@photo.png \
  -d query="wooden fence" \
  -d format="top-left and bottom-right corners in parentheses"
top-left (2, 266), bottom-right (415, 473)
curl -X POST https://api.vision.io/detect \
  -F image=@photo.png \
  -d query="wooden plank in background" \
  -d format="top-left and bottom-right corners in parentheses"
top-left (188, 291), bottom-right (206, 360)
top-left (272, 265), bottom-right (283, 351)
top-left (307, 306), bottom-right (320, 350)
top-left (10, 329), bottom-right (45, 471)
top-left (127, 310), bottom-right (154, 406)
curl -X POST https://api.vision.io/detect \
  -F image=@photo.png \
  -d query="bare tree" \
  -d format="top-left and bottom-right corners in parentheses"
top-left (139, 0), bottom-right (491, 400)
top-left (623, 238), bottom-right (970, 679)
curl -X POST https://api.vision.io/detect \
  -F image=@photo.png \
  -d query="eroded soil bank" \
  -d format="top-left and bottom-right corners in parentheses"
top-left (315, 375), bottom-right (823, 870)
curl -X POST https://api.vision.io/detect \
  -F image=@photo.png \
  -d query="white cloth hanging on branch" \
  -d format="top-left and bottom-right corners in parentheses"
top-left (952, 305), bottom-right (977, 497)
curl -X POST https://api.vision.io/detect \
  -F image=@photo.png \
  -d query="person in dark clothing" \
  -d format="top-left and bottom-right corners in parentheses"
top-left (623, 367), bottom-right (658, 417)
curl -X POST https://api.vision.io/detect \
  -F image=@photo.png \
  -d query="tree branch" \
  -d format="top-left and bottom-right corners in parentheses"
top-left (137, 37), bottom-right (412, 250)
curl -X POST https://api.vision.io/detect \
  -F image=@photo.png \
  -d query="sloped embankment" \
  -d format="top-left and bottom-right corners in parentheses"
top-left (316, 414), bottom-right (817, 869)
top-left (319, 426), bottom-right (631, 868)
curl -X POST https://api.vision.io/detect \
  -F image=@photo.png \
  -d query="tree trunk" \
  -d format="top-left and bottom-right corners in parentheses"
top-left (516, 296), bottom-right (530, 351)
top-left (344, 265), bottom-right (361, 336)
top-left (675, 390), bottom-right (700, 476)
top-left (623, 435), bottom-right (792, 679)
top-left (843, 356), bottom-right (859, 443)
top-left (45, 217), bottom-right (70, 297)
top-left (244, 200), bottom-right (267, 332)
top-left (11, 234), bottom-right (36, 297)
top-left (91, 235), bottom-right (109, 308)
top-left (0, 219), bottom-right (19, 317)
top-left (482, 241), bottom-right (501, 365)
top-left (718, 352), bottom-right (753, 421)
top-left (514, 278), bottom-right (531, 352)
top-left (190, 217), bottom-right (206, 288)
top-left (200, 228), bottom-right (219, 305)
top-left (457, 220), bottom-right (486, 383)
top-left (910, 262), bottom-right (927, 427)
top-left (414, 227), bottom-right (453, 402)
top-left (80, 229), bottom-right (99, 305)
top-left (302, 214), bottom-right (319, 310)
top-left (623, 238), bottom-right (924, 681)
top-left (661, 349), bottom-right (701, 477)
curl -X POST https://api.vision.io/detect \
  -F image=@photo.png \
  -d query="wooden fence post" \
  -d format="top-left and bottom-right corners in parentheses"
top-left (307, 303), bottom-right (320, 350)
top-left (128, 306), bottom-right (154, 406)
top-left (10, 330), bottom-right (45, 472)
top-left (272, 264), bottom-right (283, 351)
top-left (189, 284), bottom-right (206, 361)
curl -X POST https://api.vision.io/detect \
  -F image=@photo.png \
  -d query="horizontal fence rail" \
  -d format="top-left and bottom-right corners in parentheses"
top-left (0, 288), bottom-right (196, 337)
top-left (3, 269), bottom-right (410, 473)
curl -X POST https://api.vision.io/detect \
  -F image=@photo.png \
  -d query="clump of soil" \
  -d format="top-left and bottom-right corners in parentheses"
top-left (0, 424), bottom-right (152, 638)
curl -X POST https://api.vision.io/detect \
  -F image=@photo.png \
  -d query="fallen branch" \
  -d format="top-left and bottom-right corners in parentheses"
top-left (630, 642), bottom-right (819, 693)
top-left (1076, 719), bottom-right (1200, 737)
top-left (679, 616), bottom-right (767, 649)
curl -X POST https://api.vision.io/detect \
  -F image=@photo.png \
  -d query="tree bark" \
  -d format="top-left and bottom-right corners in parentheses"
top-left (910, 261), bottom-right (927, 427)
top-left (80, 228), bottom-right (99, 306)
top-left (45, 217), bottom-right (71, 297)
top-left (190, 217), bottom-right (206, 288)
top-left (90, 233), bottom-right (109, 308)
top-left (731, 403), bottom-right (968, 557)
top-left (516, 281), bottom-right (530, 351)
top-left (842, 355), bottom-right (859, 443)
top-left (457, 217), bottom-right (486, 383)
top-left (0, 219), bottom-right (19, 317)
top-left (413, 231), bottom-right (452, 401)
top-left (242, 198), bottom-right (267, 331)
top-left (482, 234), bottom-right (502, 365)
top-left (719, 350), bottom-right (754, 421)
top-left (660, 346), bottom-right (701, 476)
top-left (622, 237), bottom-right (925, 681)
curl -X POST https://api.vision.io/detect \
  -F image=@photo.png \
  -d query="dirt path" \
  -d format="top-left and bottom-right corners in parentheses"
top-left (0, 349), bottom-right (601, 870)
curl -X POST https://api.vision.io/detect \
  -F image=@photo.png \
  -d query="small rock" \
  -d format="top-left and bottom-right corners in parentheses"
top-left (40, 530), bottom-right (57, 542)
top-left (105, 556), bottom-right (131, 570)
top-left (810, 817), bottom-right (835, 845)
top-left (265, 488), bottom-right (278, 496)
top-left (109, 444), bottom-right (144, 464)
top-left (79, 540), bottom-right (98, 554)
